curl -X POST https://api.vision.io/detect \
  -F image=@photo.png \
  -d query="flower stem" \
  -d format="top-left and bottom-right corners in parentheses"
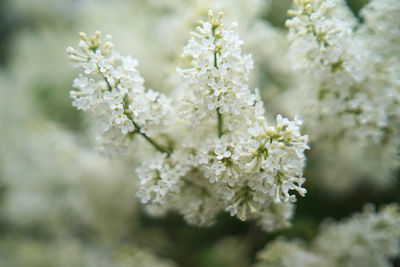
top-left (131, 120), bottom-right (170, 155)
top-left (102, 75), bottom-right (171, 155)
top-left (212, 26), bottom-right (223, 138)
top-left (217, 109), bottom-right (223, 137)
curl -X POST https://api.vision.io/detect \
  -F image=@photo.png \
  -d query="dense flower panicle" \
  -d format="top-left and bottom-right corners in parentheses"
top-left (256, 204), bottom-right (400, 267)
top-left (359, 0), bottom-right (400, 124)
top-left (284, 0), bottom-right (400, 194)
top-left (178, 11), bottom-right (256, 127)
top-left (67, 32), bottom-right (172, 152)
top-left (255, 201), bottom-right (294, 232)
top-left (8, 0), bottom-right (400, 264)
top-left (245, 116), bottom-right (308, 203)
top-left (255, 239), bottom-right (323, 267)
top-left (285, 0), bottom-right (400, 143)
top-left (286, 0), bottom-right (352, 76)
top-left (67, 11), bottom-right (309, 230)
top-left (136, 151), bottom-right (192, 204)
top-left (314, 204), bottom-right (400, 267)
top-left (359, 0), bottom-right (400, 58)
top-left (311, 138), bottom-right (399, 195)
top-left (0, 122), bottom-right (179, 267)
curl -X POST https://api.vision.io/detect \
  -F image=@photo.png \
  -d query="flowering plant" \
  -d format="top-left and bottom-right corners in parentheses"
top-left (66, 10), bottom-right (309, 230)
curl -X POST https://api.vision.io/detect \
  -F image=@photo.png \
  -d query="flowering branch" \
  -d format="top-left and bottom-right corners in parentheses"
top-left (210, 13), bottom-right (224, 137)
top-left (131, 118), bottom-right (171, 154)
top-left (66, 10), bottom-right (309, 231)
top-left (99, 65), bottom-right (170, 155)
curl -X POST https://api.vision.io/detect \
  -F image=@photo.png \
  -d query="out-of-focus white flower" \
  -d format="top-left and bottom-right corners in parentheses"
top-left (282, 0), bottom-right (400, 194)
top-left (285, 0), bottom-right (399, 143)
top-left (256, 204), bottom-right (400, 267)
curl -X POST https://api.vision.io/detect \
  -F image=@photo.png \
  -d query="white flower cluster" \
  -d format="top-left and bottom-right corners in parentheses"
top-left (67, 11), bottom-right (309, 230)
top-left (177, 12), bottom-right (254, 127)
top-left (256, 204), bottom-right (400, 267)
top-left (283, 0), bottom-right (400, 194)
top-left (0, 121), bottom-right (177, 267)
top-left (67, 32), bottom-right (172, 153)
top-left (256, 239), bottom-right (322, 267)
top-left (285, 0), bottom-right (400, 143)
top-left (153, 0), bottom-right (294, 116)
top-left (311, 138), bottom-right (399, 194)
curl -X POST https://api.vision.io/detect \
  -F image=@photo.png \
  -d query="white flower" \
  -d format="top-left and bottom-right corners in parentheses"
top-left (212, 161), bottom-right (226, 176)
top-left (206, 95), bottom-right (220, 110)
top-left (110, 96), bottom-right (123, 110)
top-left (67, 31), bottom-right (171, 145)
top-left (210, 80), bottom-right (227, 96)
top-left (67, 11), bottom-right (309, 230)
top-left (256, 204), bottom-right (400, 267)
top-left (201, 37), bottom-right (216, 51)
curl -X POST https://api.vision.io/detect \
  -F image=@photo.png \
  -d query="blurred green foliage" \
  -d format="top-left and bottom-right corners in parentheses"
top-left (33, 80), bottom-right (85, 131)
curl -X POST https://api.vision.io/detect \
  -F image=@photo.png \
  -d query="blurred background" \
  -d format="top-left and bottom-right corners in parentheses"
top-left (1, 0), bottom-right (399, 266)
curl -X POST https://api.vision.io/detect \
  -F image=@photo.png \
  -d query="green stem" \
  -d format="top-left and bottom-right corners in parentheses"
top-left (212, 25), bottom-right (223, 138)
top-left (131, 119), bottom-right (170, 154)
top-left (101, 75), bottom-right (170, 155)
top-left (104, 76), bottom-right (112, 91)
top-left (213, 51), bottom-right (218, 69)
top-left (217, 109), bottom-right (223, 137)
top-left (96, 65), bottom-right (113, 91)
